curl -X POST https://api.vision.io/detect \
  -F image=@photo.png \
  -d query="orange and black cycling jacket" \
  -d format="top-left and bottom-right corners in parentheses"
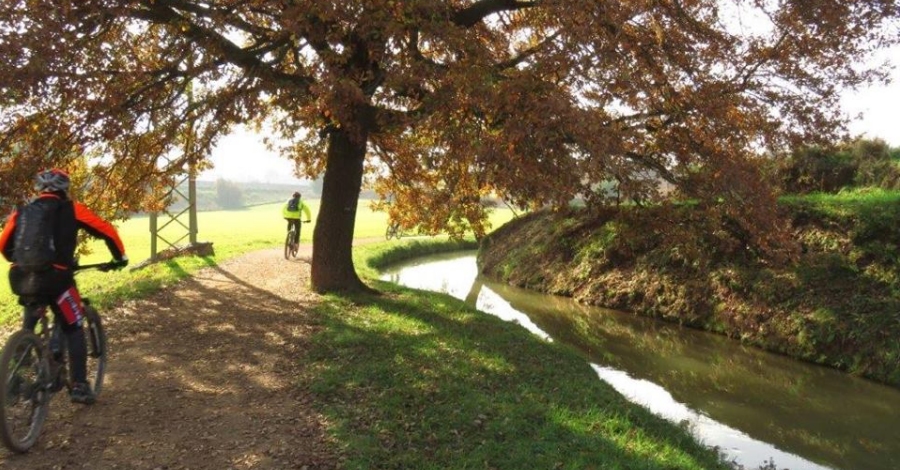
top-left (0, 193), bottom-right (126, 269)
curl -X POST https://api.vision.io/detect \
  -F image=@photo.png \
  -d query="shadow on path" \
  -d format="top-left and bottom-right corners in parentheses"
top-left (0, 245), bottom-right (339, 470)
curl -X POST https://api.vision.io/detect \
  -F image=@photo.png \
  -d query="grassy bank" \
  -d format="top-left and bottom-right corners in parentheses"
top-left (478, 189), bottom-right (900, 387)
top-left (297, 238), bottom-right (731, 469)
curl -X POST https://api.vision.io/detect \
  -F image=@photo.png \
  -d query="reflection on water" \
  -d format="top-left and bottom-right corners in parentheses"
top-left (382, 251), bottom-right (900, 470)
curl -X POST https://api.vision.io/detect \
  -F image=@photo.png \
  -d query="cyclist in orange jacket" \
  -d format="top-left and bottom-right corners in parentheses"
top-left (0, 169), bottom-right (128, 404)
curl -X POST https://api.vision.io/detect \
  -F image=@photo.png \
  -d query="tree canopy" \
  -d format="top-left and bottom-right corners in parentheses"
top-left (1, 0), bottom-right (897, 292)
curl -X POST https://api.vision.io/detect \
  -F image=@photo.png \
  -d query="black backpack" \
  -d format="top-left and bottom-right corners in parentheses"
top-left (287, 197), bottom-right (300, 211)
top-left (12, 198), bottom-right (59, 272)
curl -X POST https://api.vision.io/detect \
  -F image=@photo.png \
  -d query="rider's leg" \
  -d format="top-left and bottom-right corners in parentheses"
top-left (53, 286), bottom-right (88, 383)
top-left (52, 283), bottom-right (95, 404)
top-left (291, 219), bottom-right (301, 245)
top-left (61, 324), bottom-right (87, 383)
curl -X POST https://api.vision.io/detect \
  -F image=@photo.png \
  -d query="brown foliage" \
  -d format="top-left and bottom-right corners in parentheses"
top-left (1, 0), bottom-right (897, 288)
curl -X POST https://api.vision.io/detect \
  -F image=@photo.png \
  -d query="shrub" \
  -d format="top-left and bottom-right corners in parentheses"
top-left (774, 139), bottom-right (900, 194)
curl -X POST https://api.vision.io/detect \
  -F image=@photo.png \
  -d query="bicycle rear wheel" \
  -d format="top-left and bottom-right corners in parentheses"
top-left (0, 330), bottom-right (50, 453)
top-left (83, 305), bottom-right (107, 397)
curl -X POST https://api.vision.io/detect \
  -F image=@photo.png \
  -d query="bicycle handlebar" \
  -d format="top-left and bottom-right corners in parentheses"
top-left (73, 260), bottom-right (128, 272)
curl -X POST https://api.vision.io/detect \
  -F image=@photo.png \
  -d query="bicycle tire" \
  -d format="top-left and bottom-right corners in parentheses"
top-left (0, 330), bottom-right (50, 453)
top-left (284, 230), bottom-right (295, 260)
top-left (83, 305), bottom-right (107, 397)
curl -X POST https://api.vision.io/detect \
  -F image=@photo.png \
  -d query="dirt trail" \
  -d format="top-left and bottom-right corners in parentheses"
top-left (0, 246), bottom-right (340, 470)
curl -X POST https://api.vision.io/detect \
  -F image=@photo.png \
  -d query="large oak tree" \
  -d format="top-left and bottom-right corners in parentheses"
top-left (1, 0), bottom-right (897, 292)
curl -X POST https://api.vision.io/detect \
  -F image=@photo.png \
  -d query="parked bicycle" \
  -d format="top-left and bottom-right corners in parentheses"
top-left (0, 261), bottom-right (121, 453)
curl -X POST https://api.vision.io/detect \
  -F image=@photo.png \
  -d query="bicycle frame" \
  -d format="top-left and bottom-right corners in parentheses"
top-left (28, 306), bottom-right (66, 391)
top-left (23, 277), bottom-right (106, 394)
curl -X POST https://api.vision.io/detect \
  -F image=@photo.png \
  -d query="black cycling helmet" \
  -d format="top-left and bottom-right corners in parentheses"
top-left (292, 191), bottom-right (301, 198)
top-left (35, 168), bottom-right (71, 193)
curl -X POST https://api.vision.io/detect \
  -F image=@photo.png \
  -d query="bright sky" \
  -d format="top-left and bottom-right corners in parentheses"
top-left (841, 46), bottom-right (900, 146)
top-left (199, 127), bottom-right (301, 184)
top-left (202, 48), bottom-right (900, 184)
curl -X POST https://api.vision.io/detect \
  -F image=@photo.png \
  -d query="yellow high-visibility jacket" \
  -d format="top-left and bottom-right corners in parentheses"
top-left (282, 196), bottom-right (311, 220)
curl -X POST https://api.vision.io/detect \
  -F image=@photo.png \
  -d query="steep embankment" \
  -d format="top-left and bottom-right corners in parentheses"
top-left (478, 200), bottom-right (900, 387)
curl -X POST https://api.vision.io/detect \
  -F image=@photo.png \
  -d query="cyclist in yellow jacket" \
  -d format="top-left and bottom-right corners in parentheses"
top-left (282, 192), bottom-right (311, 248)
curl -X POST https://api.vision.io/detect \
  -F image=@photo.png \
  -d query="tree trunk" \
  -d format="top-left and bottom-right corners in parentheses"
top-left (310, 127), bottom-right (370, 293)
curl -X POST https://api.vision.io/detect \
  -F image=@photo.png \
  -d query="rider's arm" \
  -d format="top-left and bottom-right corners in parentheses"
top-left (301, 202), bottom-right (311, 222)
top-left (0, 210), bottom-right (18, 262)
top-left (72, 201), bottom-right (127, 261)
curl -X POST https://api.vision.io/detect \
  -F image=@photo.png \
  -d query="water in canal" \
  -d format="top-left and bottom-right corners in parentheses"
top-left (381, 251), bottom-right (900, 470)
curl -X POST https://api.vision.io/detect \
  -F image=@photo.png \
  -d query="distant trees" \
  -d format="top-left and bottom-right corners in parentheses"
top-left (773, 139), bottom-right (900, 194)
top-left (852, 140), bottom-right (900, 190)
top-left (215, 179), bottom-right (244, 210)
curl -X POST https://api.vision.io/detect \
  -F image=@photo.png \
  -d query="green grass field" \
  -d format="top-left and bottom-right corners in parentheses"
top-left (0, 200), bottom-right (514, 324)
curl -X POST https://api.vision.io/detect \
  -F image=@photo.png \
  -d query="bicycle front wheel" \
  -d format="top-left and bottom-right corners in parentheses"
top-left (83, 305), bottom-right (107, 397)
top-left (0, 330), bottom-right (51, 453)
top-left (284, 230), bottom-right (294, 260)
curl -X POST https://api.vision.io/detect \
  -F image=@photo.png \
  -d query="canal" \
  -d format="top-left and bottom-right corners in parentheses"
top-left (381, 251), bottom-right (900, 470)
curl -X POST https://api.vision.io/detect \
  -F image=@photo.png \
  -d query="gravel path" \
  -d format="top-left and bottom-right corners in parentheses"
top-left (0, 246), bottom-right (341, 469)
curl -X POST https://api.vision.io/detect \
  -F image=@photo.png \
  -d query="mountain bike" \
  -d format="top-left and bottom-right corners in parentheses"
top-left (385, 222), bottom-right (401, 240)
top-left (284, 220), bottom-right (310, 260)
top-left (0, 261), bottom-right (121, 453)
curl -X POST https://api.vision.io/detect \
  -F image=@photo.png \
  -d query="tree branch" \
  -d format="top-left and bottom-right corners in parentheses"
top-left (496, 31), bottom-right (560, 70)
top-left (452, 0), bottom-right (538, 28)
top-left (125, 3), bottom-right (314, 93)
